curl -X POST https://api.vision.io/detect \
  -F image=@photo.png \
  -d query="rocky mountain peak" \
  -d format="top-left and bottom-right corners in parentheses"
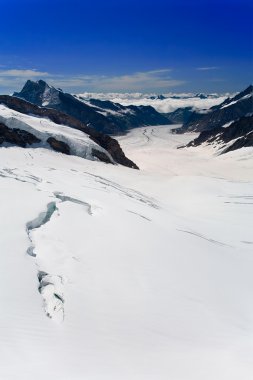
top-left (13, 79), bottom-right (60, 107)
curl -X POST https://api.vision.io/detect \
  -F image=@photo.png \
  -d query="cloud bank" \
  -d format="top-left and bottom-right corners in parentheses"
top-left (77, 92), bottom-right (230, 113)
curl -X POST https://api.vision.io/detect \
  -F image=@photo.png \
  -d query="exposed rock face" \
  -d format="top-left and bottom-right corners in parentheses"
top-left (184, 116), bottom-right (253, 154)
top-left (223, 130), bottom-right (253, 153)
top-left (0, 95), bottom-right (138, 169)
top-left (14, 80), bottom-right (170, 135)
top-left (0, 122), bottom-right (41, 147)
top-left (176, 85), bottom-right (253, 133)
top-left (47, 137), bottom-right (70, 155)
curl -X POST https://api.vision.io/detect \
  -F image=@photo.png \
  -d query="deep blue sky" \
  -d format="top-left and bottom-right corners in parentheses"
top-left (0, 0), bottom-right (252, 93)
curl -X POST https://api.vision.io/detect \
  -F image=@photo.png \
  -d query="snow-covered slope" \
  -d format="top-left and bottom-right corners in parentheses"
top-left (0, 125), bottom-right (253, 379)
top-left (0, 104), bottom-right (114, 162)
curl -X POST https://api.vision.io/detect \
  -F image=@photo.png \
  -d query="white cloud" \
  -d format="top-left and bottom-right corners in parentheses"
top-left (0, 68), bottom-right (186, 93)
top-left (0, 69), bottom-right (50, 93)
top-left (49, 69), bottom-right (185, 92)
top-left (97, 70), bottom-right (182, 91)
top-left (0, 69), bottom-right (49, 77)
top-left (196, 66), bottom-right (219, 71)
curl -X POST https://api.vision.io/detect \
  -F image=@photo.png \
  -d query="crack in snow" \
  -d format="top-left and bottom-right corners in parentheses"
top-left (26, 201), bottom-right (58, 257)
top-left (25, 193), bottom-right (96, 323)
top-left (127, 210), bottom-right (151, 221)
top-left (177, 229), bottom-right (233, 247)
top-left (54, 192), bottom-right (94, 215)
top-left (0, 168), bottom-right (42, 185)
top-left (26, 202), bottom-right (65, 322)
top-left (82, 171), bottom-right (159, 209)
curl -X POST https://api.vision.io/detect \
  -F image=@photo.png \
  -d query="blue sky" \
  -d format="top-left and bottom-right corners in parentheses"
top-left (0, 0), bottom-right (252, 93)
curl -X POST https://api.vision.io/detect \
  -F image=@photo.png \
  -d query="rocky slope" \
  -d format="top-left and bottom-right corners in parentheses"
top-left (0, 95), bottom-right (138, 168)
top-left (0, 122), bottom-right (41, 147)
top-left (184, 116), bottom-right (253, 154)
top-left (14, 80), bottom-right (170, 134)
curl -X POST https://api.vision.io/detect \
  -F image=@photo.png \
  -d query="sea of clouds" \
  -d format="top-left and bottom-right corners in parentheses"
top-left (76, 92), bottom-right (233, 113)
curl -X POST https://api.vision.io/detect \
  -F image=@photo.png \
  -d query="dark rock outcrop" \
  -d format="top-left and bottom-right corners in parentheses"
top-left (91, 148), bottom-right (113, 164)
top-left (47, 137), bottom-right (70, 155)
top-left (0, 122), bottom-right (41, 147)
top-left (0, 95), bottom-right (138, 169)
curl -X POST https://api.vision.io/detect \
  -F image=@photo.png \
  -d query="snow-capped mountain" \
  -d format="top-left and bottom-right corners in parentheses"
top-left (0, 94), bottom-right (138, 168)
top-left (13, 80), bottom-right (170, 134)
top-left (176, 85), bottom-right (253, 133)
top-left (173, 86), bottom-right (253, 154)
top-left (14, 80), bottom-right (231, 133)
top-left (75, 90), bottom-right (229, 125)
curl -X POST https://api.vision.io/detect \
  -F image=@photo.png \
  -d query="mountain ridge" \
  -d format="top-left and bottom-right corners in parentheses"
top-left (0, 94), bottom-right (138, 168)
top-left (174, 85), bottom-right (253, 133)
top-left (14, 80), bottom-right (170, 134)
top-left (181, 116), bottom-right (253, 154)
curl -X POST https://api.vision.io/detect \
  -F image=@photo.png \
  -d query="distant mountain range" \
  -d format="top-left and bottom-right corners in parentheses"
top-left (2, 80), bottom-right (252, 159)
top-left (76, 91), bottom-right (228, 114)
top-left (13, 80), bottom-right (170, 135)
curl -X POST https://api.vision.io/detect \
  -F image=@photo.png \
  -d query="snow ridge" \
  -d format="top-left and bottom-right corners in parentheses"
top-left (0, 104), bottom-right (114, 163)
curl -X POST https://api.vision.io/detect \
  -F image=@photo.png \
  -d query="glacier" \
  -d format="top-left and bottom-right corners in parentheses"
top-left (0, 124), bottom-right (252, 379)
